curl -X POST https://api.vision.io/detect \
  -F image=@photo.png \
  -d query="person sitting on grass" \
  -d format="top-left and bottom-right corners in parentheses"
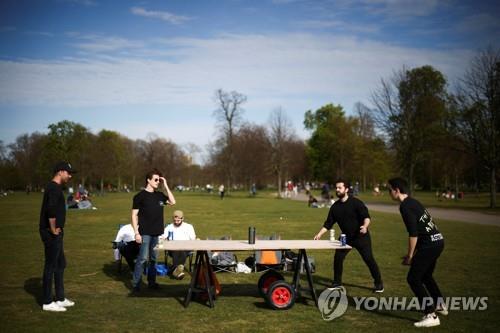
top-left (308, 194), bottom-right (319, 208)
top-left (164, 210), bottom-right (196, 280)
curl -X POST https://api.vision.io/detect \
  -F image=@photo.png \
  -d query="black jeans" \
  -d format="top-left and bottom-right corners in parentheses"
top-left (40, 229), bottom-right (66, 305)
top-left (168, 251), bottom-right (190, 269)
top-left (119, 242), bottom-right (140, 270)
top-left (407, 243), bottom-right (444, 314)
top-left (333, 233), bottom-right (382, 285)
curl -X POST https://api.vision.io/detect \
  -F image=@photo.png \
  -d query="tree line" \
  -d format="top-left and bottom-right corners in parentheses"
top-left (0, 48), bottom-right (498, 206)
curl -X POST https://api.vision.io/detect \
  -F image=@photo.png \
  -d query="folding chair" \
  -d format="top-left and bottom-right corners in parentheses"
top-left (207, 236), bottom-right (238, 273)
top-left (254, 234), bottom-right (285, 272)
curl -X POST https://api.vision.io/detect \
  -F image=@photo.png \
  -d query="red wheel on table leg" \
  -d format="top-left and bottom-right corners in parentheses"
top-left (265, 281), bottom-right (296, 310)
top-left (257, 270), bottom-right (284, 297)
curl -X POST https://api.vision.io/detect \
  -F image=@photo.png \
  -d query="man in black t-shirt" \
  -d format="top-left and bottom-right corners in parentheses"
top-left (39, 161), bottom-right (77, 312)
top-left (314, 179), bottom-right (383, 293)
top-left (388, 177), bottom-right (446, 328)
top-left (131, 168), bottom-right (176, 292)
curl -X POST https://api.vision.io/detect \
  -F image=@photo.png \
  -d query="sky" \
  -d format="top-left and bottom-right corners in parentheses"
top-left (1, 0), bottom-right (499, 162)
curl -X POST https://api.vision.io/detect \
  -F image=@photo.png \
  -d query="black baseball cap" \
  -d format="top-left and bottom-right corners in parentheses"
top-left (53, 161), bottom-right (77, 174)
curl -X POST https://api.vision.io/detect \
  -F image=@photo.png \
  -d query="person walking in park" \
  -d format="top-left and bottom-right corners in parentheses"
top-left (314, 178), bottom-right (384, 293)
top-left (39, 161), bottom-right (77, 312)
top-left (388, 177), bottom-right (446, 328)
top-left (131, 169), bottom-right (176, 292)
top-left (219, 184), bottom-right (225, 200)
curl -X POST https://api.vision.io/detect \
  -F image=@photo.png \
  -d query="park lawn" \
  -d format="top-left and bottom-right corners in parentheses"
top-left (0, 191), bottom-right (499, 332)
top-left (310, 189), bottom-right (500, 214)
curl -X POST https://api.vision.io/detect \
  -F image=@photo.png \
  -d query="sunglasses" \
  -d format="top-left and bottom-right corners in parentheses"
top-left (153, 178), bottom-right (160, 182)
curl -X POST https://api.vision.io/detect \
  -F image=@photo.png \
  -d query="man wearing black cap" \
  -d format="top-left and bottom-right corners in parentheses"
top-left (39, 161), bottom-right (76, 312)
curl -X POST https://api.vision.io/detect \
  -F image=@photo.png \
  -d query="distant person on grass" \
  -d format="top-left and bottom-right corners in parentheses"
top-left (313, 178), bottom-right (384, 293)
top-left (131, 169), bottom-right (176, 292)
top-left (39, 161), bottom-right (77, 312)
top-left (164, 210), bottom-right (196, 280)
top-left (388, 177), bottom-right (446, 328)
top-left (219, 184), bottom-right (225, 200)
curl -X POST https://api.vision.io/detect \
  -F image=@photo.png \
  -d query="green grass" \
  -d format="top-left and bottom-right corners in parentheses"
top-left (311, 189), bottom-right (500, 214)
top-left (1, 191), bottom-right (499, 332)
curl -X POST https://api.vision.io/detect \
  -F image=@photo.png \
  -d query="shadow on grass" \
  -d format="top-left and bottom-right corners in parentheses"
top-left (312, 274), bottom-right (416, 322)
top-left (24, 277), bottom-right (43, 306)
top-left (346, 296), bottom-right (416, 322)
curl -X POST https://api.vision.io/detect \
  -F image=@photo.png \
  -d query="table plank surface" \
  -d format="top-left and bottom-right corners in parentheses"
top-left (156, 239), bottom-right (350, 251)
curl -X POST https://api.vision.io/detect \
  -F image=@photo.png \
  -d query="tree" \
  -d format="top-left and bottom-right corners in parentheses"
top-left (269, 107), bottom-right (295, 198)
top-left (352, 102), bottom-right (391, 191)
top-left (213, 89), bottom-right (247, 192)
top-left (233, 123), bottom-right (271, 189)
top-left (183, 143), bottom-right (202, 188)
top-left (8, 133), bottom-right (47, 189)
top-left (371, 66), bottom-right (448, 193)
top-left (304, 104), bottom-right (357, 183)
top-left (93, 130), bottom-right (128, 194)
top-left (455, 47), bottom-right (500, 207)
top-left (41, 120), bottom-right (93, 186)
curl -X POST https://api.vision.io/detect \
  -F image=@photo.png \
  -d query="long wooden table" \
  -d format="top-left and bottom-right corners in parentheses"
top-left (156, 239), bottom-right (350, 308)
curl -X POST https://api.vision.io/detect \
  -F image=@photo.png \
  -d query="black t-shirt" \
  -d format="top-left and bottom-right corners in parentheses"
top-left (39, 181), bottom-right (66, 230)
top-left (132, 190), bottom-right (169, 236)
top-left (323, 196), bottom-right (370, 240)
top-left (399, 197), bottom-right (444, 249)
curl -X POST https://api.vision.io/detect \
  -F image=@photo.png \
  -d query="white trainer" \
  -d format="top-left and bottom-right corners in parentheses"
top-left (42, 302), bottom-right (67, 312)
top-left (414, 313), bottom-right (440, 328)
top-left (56, 298), bottom-right (75, 307)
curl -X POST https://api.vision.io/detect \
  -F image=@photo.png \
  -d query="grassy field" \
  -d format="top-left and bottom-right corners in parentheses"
top-left (355, 190), bottom-right (500, 214)
top-left (0, 191), bottom-right (499, 332)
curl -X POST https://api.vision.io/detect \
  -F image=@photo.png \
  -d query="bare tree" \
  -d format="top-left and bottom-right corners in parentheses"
top-left (456, 47), bottom-right (500, 207)
top-left (268, 107), bottom-right (294, 198)
top-left (371, 66), bottom-right (448, 193)
top-left (183, 142), bottom-right (202, 188)
top-left (213, 89), bottom-right (247, 191)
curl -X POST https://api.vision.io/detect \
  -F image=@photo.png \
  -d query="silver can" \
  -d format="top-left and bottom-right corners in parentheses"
top-left (340, 233), bottom-right (347, 246)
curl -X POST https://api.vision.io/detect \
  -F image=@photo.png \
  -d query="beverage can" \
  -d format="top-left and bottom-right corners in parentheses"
top-left (168, 231), bottom-right (174, 241)
top-left (340, 234), bottom-right (346, 246)
top-left (329, 229), bottom-right (335, 242)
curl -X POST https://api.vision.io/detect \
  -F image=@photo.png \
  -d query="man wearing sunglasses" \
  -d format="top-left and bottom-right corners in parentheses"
top-left (131, 169), bottom-right (176, 292)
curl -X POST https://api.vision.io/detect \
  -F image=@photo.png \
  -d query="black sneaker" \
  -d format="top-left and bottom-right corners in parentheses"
top-left (131, 285), bottom-right (140, 293)
top-left (331, 282), bottom-right (343, 290)
top-left (373, 283), bottom-right (384, 293)
top-left (148, 282), bottom-right (160, 290)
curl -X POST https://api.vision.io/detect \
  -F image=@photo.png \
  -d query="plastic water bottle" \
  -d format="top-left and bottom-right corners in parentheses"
top-left (329, 229), bottom-right (335, 242)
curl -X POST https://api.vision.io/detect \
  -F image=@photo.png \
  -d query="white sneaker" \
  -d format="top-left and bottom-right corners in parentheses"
top-left (414, 313), bottom-right (440, 328)
top-left (42, 302), bottom-right (67, 312)
top-left (173, 265), bottom-right (185, 280)
top-left (56, 298), bottom-right (75, 307)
